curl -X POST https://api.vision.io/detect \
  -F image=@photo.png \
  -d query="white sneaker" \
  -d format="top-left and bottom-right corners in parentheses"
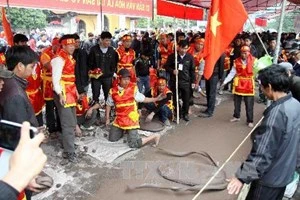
top-left (80, 125), bottom-right (95, 131)
top-left (248, 123), bottom-right (254, 128)
top-left (164, 119), bottom-right (171, 126)
top-left (230, 118), bottom-right (240, 122)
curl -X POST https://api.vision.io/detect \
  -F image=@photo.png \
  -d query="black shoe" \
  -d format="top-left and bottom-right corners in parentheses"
top-left (198, 112), bottom-right (213, 118)
top-left (183, 115), bottom-right (190, 121)
top-left (61, 152), bottom-right (77, 163)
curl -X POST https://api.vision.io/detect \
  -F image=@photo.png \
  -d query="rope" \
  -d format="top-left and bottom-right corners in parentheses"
top-left (192, 116), bottom-right (264, 200)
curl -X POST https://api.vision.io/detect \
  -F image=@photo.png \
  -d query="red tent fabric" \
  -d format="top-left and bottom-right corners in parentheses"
top-left (157, 0), bottom-right (204, 20)
top-left (160, 0), bottom-right (299, 15)
top-left (255, 17), bottom-right (268, 27)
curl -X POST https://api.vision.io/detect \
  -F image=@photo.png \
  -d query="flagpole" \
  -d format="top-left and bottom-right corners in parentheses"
top-left (247, 16), bottom-right (269, 57)
top-left (174, 21), bottom-right (179, 124)
top-left (273, 0), bottom-right (287, 64)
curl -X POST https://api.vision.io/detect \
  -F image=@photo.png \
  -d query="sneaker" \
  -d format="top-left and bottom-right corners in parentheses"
top-left (60, 152), bottom-right (77, 165)
top-left (218, 90), bottom-right (223, 95)
top-left (67, 152), bottom-right (77, 163)
top-left (230, 118), bottom-right (240, 122)
top-left (248, 123), bottom-right (254, 128)
top-left (164, 119), bottom-right (171, 126)
top-left (80, 125), bottom-right (95, 131)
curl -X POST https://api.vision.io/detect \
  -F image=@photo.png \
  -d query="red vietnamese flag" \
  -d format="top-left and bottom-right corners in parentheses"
top-left (203, 0), bottom-right (248, 79)
top-left (2, 7), bottom-right (14, 46)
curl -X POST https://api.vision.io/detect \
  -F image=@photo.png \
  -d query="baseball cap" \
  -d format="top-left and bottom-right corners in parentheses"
top-left (118, 68), bottom-right (131, 78)
top-left (0, 68), bottom-right (13, 79)
top-left (279, 62), bottom-right (293, 72)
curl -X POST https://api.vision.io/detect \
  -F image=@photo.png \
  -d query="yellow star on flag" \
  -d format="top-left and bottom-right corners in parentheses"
top-left (210, 10), bottom-right (222, 37)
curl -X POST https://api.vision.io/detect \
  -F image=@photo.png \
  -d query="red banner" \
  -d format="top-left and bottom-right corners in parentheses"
top-left (0, 0), bottom-right (152, 17)
top-left (255, 17), bottom-right (267, 27)
top-left (157, 0), bottom-right (203, 20)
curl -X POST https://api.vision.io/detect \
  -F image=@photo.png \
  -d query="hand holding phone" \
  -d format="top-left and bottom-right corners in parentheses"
top-left (1, 122), bottom-right (47, 192)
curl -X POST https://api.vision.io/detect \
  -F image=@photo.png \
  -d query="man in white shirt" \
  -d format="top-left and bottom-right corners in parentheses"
top-left (51, 34), bottom-right (78, 164)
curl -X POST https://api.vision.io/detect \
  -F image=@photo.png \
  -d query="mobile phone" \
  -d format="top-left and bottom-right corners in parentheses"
top-left (0, 120), bottom-right (38, 135)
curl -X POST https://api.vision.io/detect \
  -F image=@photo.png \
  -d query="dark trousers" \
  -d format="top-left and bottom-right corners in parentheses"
top-left (54, 94), bottom-right (76, 153)
top-left (205, 74), bottom-right (219, 115)
top-left (36, 112), bottom-right (44, 127)
top-left (170, 82), bottom-right (190, 116)
top-left (109, 125), bottom-right (142, 148)
top-left (91, 77), bottom-right (112, 101)
top-left (77, 110), bottom-right (97, 127)
top-left (233, 95), bottom-right (254, 123)
top-left (145, 103), bottom-right (172, 123)
top-left (246, 181), bottom-right (286, 200)
top-left (45, 100), bottom-right (61, 133)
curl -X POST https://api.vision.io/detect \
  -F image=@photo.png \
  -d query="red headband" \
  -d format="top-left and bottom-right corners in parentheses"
top-left (195, 38), bottom-right (205, 44)
top-left (60, 38), bottom-right (75, 45)
top-left (52, 37), bottom-right (60, 46)
top-left (157, 78), bottom-right (167, 86)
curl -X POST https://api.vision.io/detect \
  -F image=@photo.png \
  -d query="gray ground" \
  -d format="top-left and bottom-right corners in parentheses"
top-left (32, 92), bottom-right (300, 200)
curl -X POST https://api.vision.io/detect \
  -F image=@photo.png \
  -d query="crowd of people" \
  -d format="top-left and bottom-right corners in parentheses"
top-left (0, 28), bottom-right (299, 199)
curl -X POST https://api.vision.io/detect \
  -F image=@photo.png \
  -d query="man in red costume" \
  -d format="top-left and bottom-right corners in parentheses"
top-left (51, 35), bottom-right (78, 163)
top-left (26, 62), bottom-right (44, 126)
top-left (188, 38), bottom-right (205, 94)
top-left (144, 77), bottom-right (174, 126)
top-left (106, 69), bottom-right (163, 148)
top-left (221, 46), bottom-right (257, 128)
top-left (116, 34), bottom-right (136, 82)
top-left (157, 33), bottom-right (174, 70)
top-left (40, 38), bottom-right (61, 135)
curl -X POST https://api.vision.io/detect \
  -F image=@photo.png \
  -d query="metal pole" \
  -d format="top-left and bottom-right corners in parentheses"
top-left (174, 22), bottom-right (179, 124)
top-left (100, 0), bottom-right (103, 31)
top-left (273, 0), bottom-right (287, 64)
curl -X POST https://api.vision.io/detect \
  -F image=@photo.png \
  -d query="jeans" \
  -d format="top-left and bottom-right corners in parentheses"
top-left (137, 76), bottom-right (150, 94)
top-left (205, 74), bottom-right (219, 115)
top-left (145, 103), bottom-right (172, 123)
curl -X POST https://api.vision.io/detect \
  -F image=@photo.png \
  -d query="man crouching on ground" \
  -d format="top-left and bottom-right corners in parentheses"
top-left (105, 69), bottom-right (164, 148)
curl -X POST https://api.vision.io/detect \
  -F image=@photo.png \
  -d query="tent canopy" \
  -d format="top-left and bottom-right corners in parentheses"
top-left (157, 0), bottom-right (299, 20)
top-left (168, 0), bottom-right (299, 13)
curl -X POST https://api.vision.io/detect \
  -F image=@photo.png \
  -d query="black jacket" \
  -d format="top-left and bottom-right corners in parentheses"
top-left (135, 57), bottom-right (151, 77)
top-left (210, 53), bottom-right (225, 80)
top-left (290, 75), bottom-right (300, 102)
top-left (88, 45), bottom-right (118, 79)
top-left (293, 63), bottom-right (300, 77)
top-left (74, 48), bottom-right (89, 94)
top-left (0, 181), bottom-right (19, 200)
top-left (0, 75), bottom-right (38, 150)
top-left (165, 53), bottom-right (195, 85)
top-left (236, 94), bottom-right (300, 187)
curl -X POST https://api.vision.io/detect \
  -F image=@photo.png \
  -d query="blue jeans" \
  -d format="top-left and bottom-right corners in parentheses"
top-left (137, 76), bottom-right (150, 94)
top-left (145, 103), bottom-right (172, 123)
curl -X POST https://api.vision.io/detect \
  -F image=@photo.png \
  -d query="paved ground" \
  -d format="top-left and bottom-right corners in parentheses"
top-left (33, 92), bottom-right (300, 200)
